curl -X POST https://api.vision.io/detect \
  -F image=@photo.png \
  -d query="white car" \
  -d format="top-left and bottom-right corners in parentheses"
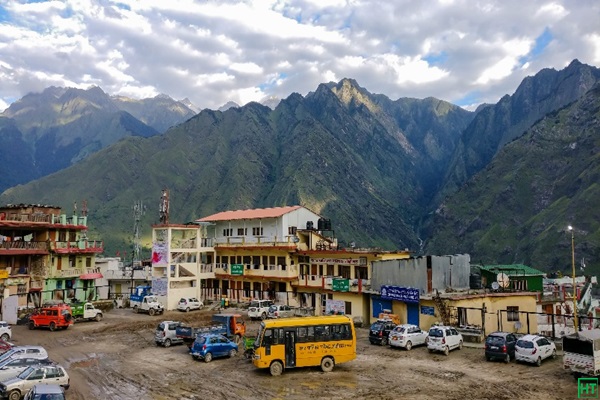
top-left (248, 300), bottom-right (274, 320)
top-left (267, 305), bottom-right (295, 319)
top-left (0, 322), bottom-right (11, 341)
top-left (0, 357), bottom-right (53, 383)
top-left (427, 325), bottom-right (463, 355)
top-left (515, 334), bottom-right (557, 366)
top-left (389, 324), bottom-right (428, 350)
top-left (0, 364), bottom-right (69, 400)
top-left (0, 347), bottom-right (48, 364)
top-left (177, 297), bottom-right (203, 312)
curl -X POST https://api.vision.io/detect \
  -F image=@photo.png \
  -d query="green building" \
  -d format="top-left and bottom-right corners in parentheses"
top-left (478, 264), bottom-right (545, 293)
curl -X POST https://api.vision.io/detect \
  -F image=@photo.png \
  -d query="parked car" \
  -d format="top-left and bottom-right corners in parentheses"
top-left (154, 321), bottom-right (184, 348)
top-left (0, 364), bottom-right (69, 400)
top-left (190, 334), bottom-right (239, 362)
top-left (248, 300), bottom-right (274, 320)
top-left (485, 331), bottom-right (517, 363)
top-left (389, 324), bottom-right (428, 350)
top-left (177, 297), bottom-right (203, 312)
top-left (0, 341), bottom-right (13, 356)
top-left (0, 323), bottom-right (11, 342)
top-left (28, 305), bottom-right (73, 331)
top-left (267, 305), bottom-right (295, 319)
top-left (0, 357), bottom-right (53, 383)
top-left (515, 334), bottom-right (557, 366)
top-left (23, 384), bottom-right (65, 400)
top-left (369, 319), bottom-right (397, 346)
top-left (427, 325), bottom-right (463, 355)
top-left (0, 347), bottom-right (48, 364)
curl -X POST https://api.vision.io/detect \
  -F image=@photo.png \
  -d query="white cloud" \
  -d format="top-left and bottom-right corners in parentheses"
top-left (0, 0), bottom-right (597, 111)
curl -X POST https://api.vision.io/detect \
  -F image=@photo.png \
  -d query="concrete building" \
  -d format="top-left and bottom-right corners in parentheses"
top-left (95, 257), bottom-right (152, 305)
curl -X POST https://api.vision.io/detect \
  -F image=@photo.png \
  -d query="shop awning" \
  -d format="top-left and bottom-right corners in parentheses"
top-left (79, 273), bottom-right (103, 279)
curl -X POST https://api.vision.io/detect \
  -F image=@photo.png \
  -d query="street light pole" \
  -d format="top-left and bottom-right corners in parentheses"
top-left (568, 225), bottom-right (579, 333)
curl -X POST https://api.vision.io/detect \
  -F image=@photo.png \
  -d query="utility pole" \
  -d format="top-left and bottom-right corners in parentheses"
top-left (159, 189), bottom-right (169, 225)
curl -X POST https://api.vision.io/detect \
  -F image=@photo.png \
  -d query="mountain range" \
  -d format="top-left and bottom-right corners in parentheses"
top-left (1, 60), bottom-right (599, 276)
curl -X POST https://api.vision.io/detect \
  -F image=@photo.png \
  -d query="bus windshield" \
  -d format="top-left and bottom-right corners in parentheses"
top-left (255, 322), bottom-right (265, 348)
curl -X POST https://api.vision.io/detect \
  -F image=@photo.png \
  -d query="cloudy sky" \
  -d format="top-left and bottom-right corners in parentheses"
top-left (0, 0), bottom-right (599, 112)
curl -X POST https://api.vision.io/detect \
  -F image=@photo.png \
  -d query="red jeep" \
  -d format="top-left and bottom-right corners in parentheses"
top-left (29, 304), bottom-right (74, 331)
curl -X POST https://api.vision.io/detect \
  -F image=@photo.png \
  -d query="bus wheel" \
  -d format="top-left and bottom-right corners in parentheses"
top-left (321, 357), bottom-right (335, 373)
top-left (270, 361), bottom-right (283, 376)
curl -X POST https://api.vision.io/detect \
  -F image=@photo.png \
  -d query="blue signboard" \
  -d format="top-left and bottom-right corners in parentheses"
top-left (380, 285), bottom-right (420, 303)
top-left (421, 306), bottom-right (435, 316)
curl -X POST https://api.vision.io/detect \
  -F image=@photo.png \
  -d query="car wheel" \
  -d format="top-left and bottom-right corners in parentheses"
top-left (552, 349), bottom-right (557, 359)
top-left (381, 337), bottom-right (388, 346)
top-left (186, 307), bottom-right (190, 313)
top-left (229, 349), bottom-right (238, 358)
top-left (8, 389), bottom-right (20, 400)
top-left (149, 308), bottom-right (156, 316)
top-left (261, 312), bottom-right (267, 320)
top-left (96, 313), bottom-right (103, 322)
top-left (28, 321), bottom-right (35, 330)
top-left (270, 360), bottom-right (284, 376)
top-left (204, 352), bottom-right (213, 363)
top-left (192, 355), bottom-right (199, 360)
top-left (164, 339), bottom-right (171, 348)
top-left (458, 340), bottom-right (463, 350)
top-left (0, 333), bottom-right (9, 341)
top-left (321, 357), bottom-right (335, 372)
top-left (49, 322), bottom-right (56, 332)
top-left (536, 357), bottom-right (542, 367)
top-left (443, 346), bottom-right (449, 356)
top-left (405, 341), bottom-right (412, 351)
top-left (234, 334), bottom-right (241, 345)
top-left (505, 354), bottom-right (510, 364)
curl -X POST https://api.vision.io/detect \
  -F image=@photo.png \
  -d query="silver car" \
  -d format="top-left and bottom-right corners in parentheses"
top-left (0, 365), bottom-right (69, 400)
top-left (0, 357), bottom-right (53, 383)
top-left (177, 297), bottom-right (204, 312)
top-left (267, 305), bottom-right (295, 319)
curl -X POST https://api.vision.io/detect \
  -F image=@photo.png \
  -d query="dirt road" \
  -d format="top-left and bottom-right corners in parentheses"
top-left (12, 308), bottom-right (578, 400)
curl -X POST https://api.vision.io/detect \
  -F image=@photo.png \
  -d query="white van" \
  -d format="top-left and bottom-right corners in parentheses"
top-left (247, 300), bottom-right (274, 320)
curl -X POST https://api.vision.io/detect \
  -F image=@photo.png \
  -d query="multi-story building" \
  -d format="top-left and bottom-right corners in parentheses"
top-left (0, 204), bottom-right (103, 322)
top-left (150, 223), bottom-right (215, 310)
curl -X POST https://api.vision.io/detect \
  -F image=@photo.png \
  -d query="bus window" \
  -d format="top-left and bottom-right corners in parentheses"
top-left (341, 324), bottom-right (352, 340)
top-left (298, 327), bottom-right (307, 342)
top-left (315, 325), bottom-right (330, 341)
top-left (263, 329), bottom-right (273, 346)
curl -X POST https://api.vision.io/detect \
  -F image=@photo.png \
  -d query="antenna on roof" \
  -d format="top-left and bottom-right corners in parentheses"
top-left (159, 189), bottom-right (169, 224)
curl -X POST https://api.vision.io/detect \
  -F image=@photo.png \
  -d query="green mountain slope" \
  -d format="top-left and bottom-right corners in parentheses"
top-left (425, 84), bottom-right (600, 274)
top-left (0, 80), bottom-right (472, 256)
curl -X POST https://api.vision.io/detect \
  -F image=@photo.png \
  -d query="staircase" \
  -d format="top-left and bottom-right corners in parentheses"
top-left (434, 290), bottom-right (450, 325)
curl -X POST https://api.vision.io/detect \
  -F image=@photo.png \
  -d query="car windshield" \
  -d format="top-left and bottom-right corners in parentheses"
top-left (370, 323), bottom-right (384, 331)
top-left (486, 336), bottom-right (505, 345)
top-left (17, 366), bottom-right (34, 379)
top-left (250, 301), bottom-right (260, 308)
top-left (194, 336), bottom-right (206, 345)
top-left (179, 298), bottom-right (186, 303)
top-left (393, 327), bottom-right (407, 334)
top-left (268, 305), bottom-right (277, 312)
top-left (156, 323), bottom-right (166, 331)
top-left (429, 328), bottom-right (444, 337)
top-left (33, 394), bottom-right (65, 400)
top-left (0, 349), bottom-right (18, 362)
top-left (517, 340), bottom-right (534, 348)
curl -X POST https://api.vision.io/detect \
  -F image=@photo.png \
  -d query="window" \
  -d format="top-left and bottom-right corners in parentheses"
top-left (344, 301), bottom-right (352, 315)
top-left (288, 226), bottom-right (297, 235)
top-left (339, 265), bottom-right (351, 279)
top-left (252, 227), bottom-right (263, 236)
top-left (45, 367), bottom-right (61, 378)
top-left (86, 257), bottom-right (92, 267)
top-left (237, 228), bottom-right (247, 236)
top-left (507, 306), bottom-right (519, 322)
top-left (28, 369), bottom-right (45, 380)
top-left (223, 229), bottom-right (232, 237)
top-left (327, 265), bottom-right (334, 276)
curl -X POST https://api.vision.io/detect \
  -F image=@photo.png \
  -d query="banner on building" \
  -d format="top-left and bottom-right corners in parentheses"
top-left (421, 306), bottom-right (435, 316)
top-left (311, 258), bottom-right (360, 265)
top-left (151, 243), bottom-right (168, 266)
top-left (380, 285), bottom-right (419, 303)
top-left (325, 299), bottom-right (346, 315)
top-left (231, 264), bottom-right (244, 275)
top-left (332, 278), bottom-right (350, 292)
top-left (151, 277), bottom-right (168, 296)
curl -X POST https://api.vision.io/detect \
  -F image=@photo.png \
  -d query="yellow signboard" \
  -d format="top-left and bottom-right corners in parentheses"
top-left (0, 270), bottom-right (8, 279)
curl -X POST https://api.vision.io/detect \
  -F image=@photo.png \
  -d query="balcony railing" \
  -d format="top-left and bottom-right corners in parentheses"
top-left (0, 212), bottom-right (87, 226)
top-left (214, 263), bottom-right (297, 278)
top-left (52, 240), bottom-right (103, 253)
top-left (0, 241), bottom-right (49, 251)
top-left (170, 238), bottom-right (214, 249)
top-left (213, 236), bottom-right (298, 247)
top-left (296, 275), bottom-right (371, 292)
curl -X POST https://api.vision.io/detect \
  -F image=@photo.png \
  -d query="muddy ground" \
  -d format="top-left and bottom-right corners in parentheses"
top-left (12, 308), bottom-right (578, 400)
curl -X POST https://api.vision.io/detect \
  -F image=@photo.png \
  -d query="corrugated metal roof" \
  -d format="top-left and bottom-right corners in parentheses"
top-left (479, 264), bottom-right (545, 276)
top-left (197, 205), bottom-right (304, 222)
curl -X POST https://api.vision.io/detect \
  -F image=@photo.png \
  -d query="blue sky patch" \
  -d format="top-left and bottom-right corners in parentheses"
top-left (423, 52), bottom-right (448, 66)
top-left (455, 91), bottom-right (481, 107)
top-left (519, 28), bottom-right (553, 66)
top-left (114, 2), bottom-right (131, 11)
top-left (0, 6), bottom-right (10, 23)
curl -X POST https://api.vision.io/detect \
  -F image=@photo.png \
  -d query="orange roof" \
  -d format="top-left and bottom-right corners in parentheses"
top-left (197, 205), bottom-right (303, 222)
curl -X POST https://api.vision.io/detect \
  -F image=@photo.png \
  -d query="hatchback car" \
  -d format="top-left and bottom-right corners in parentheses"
top-left (515, 334), bottom-right (557, 366)
top-left (23, 384), bottom-right (65, 400)
top-left (267, 305), bottom-right (295, 319)
top-left (485, 331), bottom-right (517, 363)
top-left (190, 334), bottom-right (238, 363)
top-left (389, 324), bottom-right (428, 350)
top-left (0, 323), bottom-right (11, 342)
top-left (154, 321), bottom-right (184, 347)
top-left (0, 347), bottom-right (48, 364)
top-left (369, 319), bottom-right (397, 346)
top-left (0, 364), bottom-right (69, 400)
top-left (177, 297), bottom-right (203, 312)
top-left (0, 357), bottom-right (53, 383)
top-left (427, 326), bottom-right (463, 355)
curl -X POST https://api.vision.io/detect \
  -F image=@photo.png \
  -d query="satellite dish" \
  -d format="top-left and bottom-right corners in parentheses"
top-left (491, 282), bottom-right (500, 290)
top-left (497, 273), bottom-right (510, 289)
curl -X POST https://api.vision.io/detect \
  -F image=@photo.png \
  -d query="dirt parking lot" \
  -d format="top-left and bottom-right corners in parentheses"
top-left (11, 308), bottom-right (579, 400)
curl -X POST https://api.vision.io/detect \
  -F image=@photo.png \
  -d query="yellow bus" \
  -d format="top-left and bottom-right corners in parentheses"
top-left (252, 315), bottom-right (356, 376)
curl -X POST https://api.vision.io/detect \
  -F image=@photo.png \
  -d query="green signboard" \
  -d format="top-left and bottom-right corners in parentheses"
top-left (332, 278), bottom-right (349, 292)
top-left (231, 264), bottom-right (244, 275)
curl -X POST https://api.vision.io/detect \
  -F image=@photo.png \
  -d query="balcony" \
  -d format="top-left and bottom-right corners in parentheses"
top-left (0, 241), bottom-right (49, 254)
top-left (213, 236), bottom-right (298, 249)
top-left (170, 237), bottom-right (214, 250)
top-left (52, 240), bottom-right (103, 254)
top-left (103, 268), bottom-right (152, 281)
